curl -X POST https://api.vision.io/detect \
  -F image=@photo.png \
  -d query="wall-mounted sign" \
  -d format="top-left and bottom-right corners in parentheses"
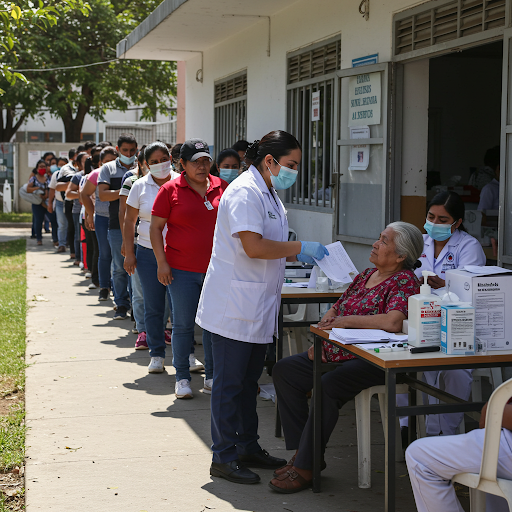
top-left (352, 54), bottom-right (379, 67)
top-left (311, 91), bottom-right (320, 122)
top-left (348, 72), bottom-right (381, 127)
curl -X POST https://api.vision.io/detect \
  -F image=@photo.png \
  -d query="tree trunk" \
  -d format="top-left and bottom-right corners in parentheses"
top-left (0, 106), bottom-right (26, 142)
top-left (60, 85), bottom-right (93, 142)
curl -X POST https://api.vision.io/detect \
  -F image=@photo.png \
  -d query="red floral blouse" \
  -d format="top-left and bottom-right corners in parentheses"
top-left (323, 268), bottom-right (420, 362)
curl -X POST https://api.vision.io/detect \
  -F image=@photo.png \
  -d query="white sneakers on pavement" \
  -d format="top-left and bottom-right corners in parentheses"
top-left (148, 357), bottom-right (165, 373)
top-left (175, 379), bottom-right (193, 399)
top-left (189, 354), bottom-right (204, 372)
top-left (203, 378), bottom-right (213, 395)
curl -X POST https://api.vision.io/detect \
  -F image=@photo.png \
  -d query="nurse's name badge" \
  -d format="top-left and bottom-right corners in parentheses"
top-left (204, 199), bottom-right (214, 210)
top-left (268, 211), bottom-right (277, 219)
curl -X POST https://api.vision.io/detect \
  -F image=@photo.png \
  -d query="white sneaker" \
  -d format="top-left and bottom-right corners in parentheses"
top-left (85, 272), bottom-right (92, 278)
top-left (175, 379), bottom-right (193, 399)
top-left (88, 283), bottom-right (98, 290)
top-left (148, 357), bottom-right (165, 374)
top-left (203, 378), bottom-right (213, 395)
top-left (189, 354), bottom-right (204, 372)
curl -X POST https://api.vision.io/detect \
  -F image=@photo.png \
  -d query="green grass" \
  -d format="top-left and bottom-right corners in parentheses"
top-left (0, 213), bottom-right (32, 224)
top-left (0, 239), bottom-right (27, 472)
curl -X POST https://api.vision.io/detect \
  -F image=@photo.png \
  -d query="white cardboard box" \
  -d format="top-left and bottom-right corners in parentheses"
top-left (441, 304), bottom-right (475, 355)
top-left (445, 268), bottom-right (512, 351)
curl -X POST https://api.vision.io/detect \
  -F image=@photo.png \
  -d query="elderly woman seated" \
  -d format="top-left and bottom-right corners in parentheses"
top-left (269, 221), bottom-right (423, 494)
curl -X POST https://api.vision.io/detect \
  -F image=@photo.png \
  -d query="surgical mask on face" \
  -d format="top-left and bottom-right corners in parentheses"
top-left (424, 218), bottom-right (457, 242)
top-left (50, 164), bottom-right (58, 173)
top-left (267, 158), bottom-right (298, 190)
top-left (219, 168), bottom-right (239, 183)
top-left (119, 154), bottom-right (136, 165)
top-left (148, 160), bottom-right (171, 179)
top-left (37, 168), bottom-right (47, 176)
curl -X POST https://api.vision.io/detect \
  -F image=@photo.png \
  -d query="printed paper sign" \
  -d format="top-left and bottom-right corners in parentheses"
top-left (311, 91), bottom-right (320, 122)
top-left (28, 151), bottom-right (41, 167)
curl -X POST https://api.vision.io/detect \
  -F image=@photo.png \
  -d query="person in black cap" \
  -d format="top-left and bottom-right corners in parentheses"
top-left (150, 138), bottom-right (229, 397)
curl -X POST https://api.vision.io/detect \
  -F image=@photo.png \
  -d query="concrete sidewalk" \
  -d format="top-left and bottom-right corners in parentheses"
top-left (23, 232), bottom-right (420, 512)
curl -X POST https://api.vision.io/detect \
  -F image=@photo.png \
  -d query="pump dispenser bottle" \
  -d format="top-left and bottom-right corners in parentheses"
top-left (408, 271), bottom-right (442, 347)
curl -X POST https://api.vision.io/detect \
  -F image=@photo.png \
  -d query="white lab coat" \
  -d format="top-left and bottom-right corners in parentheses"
top-left (401, 230), bottom-right (486, 434)
top-left (196, 166), bottom-right (288, 344)
top-left (414, 230), bottom-right (486, 281)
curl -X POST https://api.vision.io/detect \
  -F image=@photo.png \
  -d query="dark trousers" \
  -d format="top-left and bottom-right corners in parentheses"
top-left (31, 203), bottom-right (46, 241)
top-left (210, 333), bottom-right (267, 463)
top-left (273, 352), bottom-right (385, 470)
top-left (83, 221), bottom-right (99, 285)
top-left (65, 201), bottom-right (74, 252)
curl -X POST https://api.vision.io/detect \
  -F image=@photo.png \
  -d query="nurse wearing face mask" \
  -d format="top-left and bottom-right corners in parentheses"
top-left (195, 131), bottom-right (329, 485)
top-left (404, 191), bottom-right (486, 437)
top-left (124, 142), bottom-right (180, 362)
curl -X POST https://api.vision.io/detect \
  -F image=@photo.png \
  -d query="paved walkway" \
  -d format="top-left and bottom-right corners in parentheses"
top-left (19, 229), bottom-right (421, 511)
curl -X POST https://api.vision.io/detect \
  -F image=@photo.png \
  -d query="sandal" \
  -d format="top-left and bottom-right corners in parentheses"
top-left (37, 240), bottom-right (43, 246)
top-left (273, 455), bottom-right (296, 477)
top-left (268, 469), bottom-right (312, 494)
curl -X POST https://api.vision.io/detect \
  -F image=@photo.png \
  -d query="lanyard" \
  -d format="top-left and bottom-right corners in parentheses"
top-left (204, 195), bottom-right (213, 210)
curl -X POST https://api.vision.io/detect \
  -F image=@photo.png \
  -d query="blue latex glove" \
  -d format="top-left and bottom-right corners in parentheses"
top-left (299, 241), bottom-right (329, 261)
top-left (296, 253), bottom-right (318, 265)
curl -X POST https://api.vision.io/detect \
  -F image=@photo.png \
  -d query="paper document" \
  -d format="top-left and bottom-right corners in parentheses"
top-left (329, 328), bottom-right (408, 344)
top-left (283, 282), bottom-right (309, 288)
top-left (313, 241), bottom-right (358, 284)
top-left (462, 265), bottom-right (510, 275)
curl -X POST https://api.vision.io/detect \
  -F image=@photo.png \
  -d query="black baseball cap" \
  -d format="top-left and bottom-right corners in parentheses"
top-left (180, 139), bottom-right (212, 162)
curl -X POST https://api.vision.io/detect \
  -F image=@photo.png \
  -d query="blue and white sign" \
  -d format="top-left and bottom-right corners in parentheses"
top-left (352, 54), bottom-right (379, 68)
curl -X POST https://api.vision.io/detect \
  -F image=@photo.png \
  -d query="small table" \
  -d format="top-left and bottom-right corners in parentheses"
top-left (310, 325), bottom-right (512, 512)
top-left (274, 286), bottom-right (342, 436)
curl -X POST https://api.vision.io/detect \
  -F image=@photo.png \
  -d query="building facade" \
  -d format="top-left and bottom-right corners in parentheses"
top-left (118, 0), bottom-right (512, 270)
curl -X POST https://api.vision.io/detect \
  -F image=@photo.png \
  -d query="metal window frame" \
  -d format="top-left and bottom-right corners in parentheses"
top-left (393, 0), bottom-right (510, 62)
top-left (285, 35), bottom-right (341, 210)
top-left (333, 62), bottom-right (402, 247)
top-left (214, 70), bottom-right (248, 154)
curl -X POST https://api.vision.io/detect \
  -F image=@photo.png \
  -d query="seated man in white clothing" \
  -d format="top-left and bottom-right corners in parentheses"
top-left (406, 399), bottom-right (512, 512)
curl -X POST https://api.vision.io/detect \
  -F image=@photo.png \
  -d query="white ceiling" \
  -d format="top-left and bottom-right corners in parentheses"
top-left (117, 0), bottom-right (301, 61)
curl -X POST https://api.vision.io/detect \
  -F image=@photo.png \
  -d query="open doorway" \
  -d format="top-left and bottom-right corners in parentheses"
top-left (426, 41), bottom-right (502, 258)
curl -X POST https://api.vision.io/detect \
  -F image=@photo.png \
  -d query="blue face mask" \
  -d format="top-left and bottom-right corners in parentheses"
top-left (119, 154), bottom-right (136, 166)
top-left (50, 164), bottom-right (59, 173)
top-left (424, 219), bottom-right (456, 242)
top-left (268, 158), bottom-right (298, 190)
top-left (219, 168), bottom-right (239, 183)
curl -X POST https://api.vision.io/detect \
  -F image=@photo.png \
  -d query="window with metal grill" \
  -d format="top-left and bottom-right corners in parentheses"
top-left (395, 0), bottom-right (506, 57)
top-left (214, 71), bottom-right (247, 155)
top-left (288, 39), bottom-right (341, 84)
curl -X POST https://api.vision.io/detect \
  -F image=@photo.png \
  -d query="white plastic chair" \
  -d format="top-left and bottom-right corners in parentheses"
top-left (453, 378), bottom-right (512, 511)
top-left (355, 384), bottom-right (409, 488)
top-left (283, 304), bottom-right (309, 355)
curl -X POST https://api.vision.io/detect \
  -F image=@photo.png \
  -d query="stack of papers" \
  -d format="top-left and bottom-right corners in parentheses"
top-left (329, 328), bottom-right (408, 345)
top-left (462, 265), bottom-right (510, 275)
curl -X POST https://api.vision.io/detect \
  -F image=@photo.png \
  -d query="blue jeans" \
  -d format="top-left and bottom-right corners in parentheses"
top-left (31, 203), bottom-right (46, 241)
top-left (130, 265), bottom-right (146, 334)
top-left (166, 267), bottom-right (213, 381)
top-left (94, 214), bottom-right (111, 290)
top-left (210, 333), bottom-right (267, 463)
top-left (72, 212), bottom-right (81, 261)
top-left (46, 210), bottom-right (58, 243)
top-left (55, 201), bottom-right (68, 247)
top-left (107, 228), bottom-right (130, 309)
top-left (136, 246), bottom-right (173, 358)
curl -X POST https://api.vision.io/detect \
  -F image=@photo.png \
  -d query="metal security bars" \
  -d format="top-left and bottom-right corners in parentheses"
top-left (214, 72), bottom-right (247, 154)
top-left (285, 38), bottom-right (340, 209)
top-left (394, 0), bottom-right (507, 59)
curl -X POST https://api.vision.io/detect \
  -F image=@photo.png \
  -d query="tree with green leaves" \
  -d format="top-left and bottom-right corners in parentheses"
top-left (1, 0), bottom-right (177, 142)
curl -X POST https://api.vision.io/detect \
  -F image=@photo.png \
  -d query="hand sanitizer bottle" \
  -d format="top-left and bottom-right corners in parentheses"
top-left (408, 271), bottom-right (442, 347)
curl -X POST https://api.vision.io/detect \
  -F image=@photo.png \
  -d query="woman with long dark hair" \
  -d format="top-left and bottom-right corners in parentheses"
top-left (195, 130), bottom-right (328, 485)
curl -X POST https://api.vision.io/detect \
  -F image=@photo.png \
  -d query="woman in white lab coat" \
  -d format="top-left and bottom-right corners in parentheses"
top-left (403, 191), bottom-right (487, 437)
top-left (195, 130), bottom-right (328, 485)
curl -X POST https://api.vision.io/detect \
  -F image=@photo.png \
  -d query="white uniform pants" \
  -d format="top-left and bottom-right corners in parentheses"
top-left (406, 428), bottom-right (512, 512)
top-left (397, 369), bottom-right (473, 434)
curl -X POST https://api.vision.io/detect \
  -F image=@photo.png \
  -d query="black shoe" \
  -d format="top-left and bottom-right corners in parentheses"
top-left (98, 288), bottom-right (109, 301)
top-left (114, 306), bottom-right (128, 320)
top-left (401, 426), bottom-right (409, 450)
top-left (239, 449), bottom-right (287, 469)
top-left (210, 461), bottom-right (260, 484)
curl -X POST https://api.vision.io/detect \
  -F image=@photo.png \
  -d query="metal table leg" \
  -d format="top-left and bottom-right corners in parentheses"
top-left (385, 370), bottom-right (397, 512)
top-left (408, 372), bottom-right (417, 446)
top-left (275, 306), bottom-right (284, 437)
top-left (312, 334), bottom-right (322, 493)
